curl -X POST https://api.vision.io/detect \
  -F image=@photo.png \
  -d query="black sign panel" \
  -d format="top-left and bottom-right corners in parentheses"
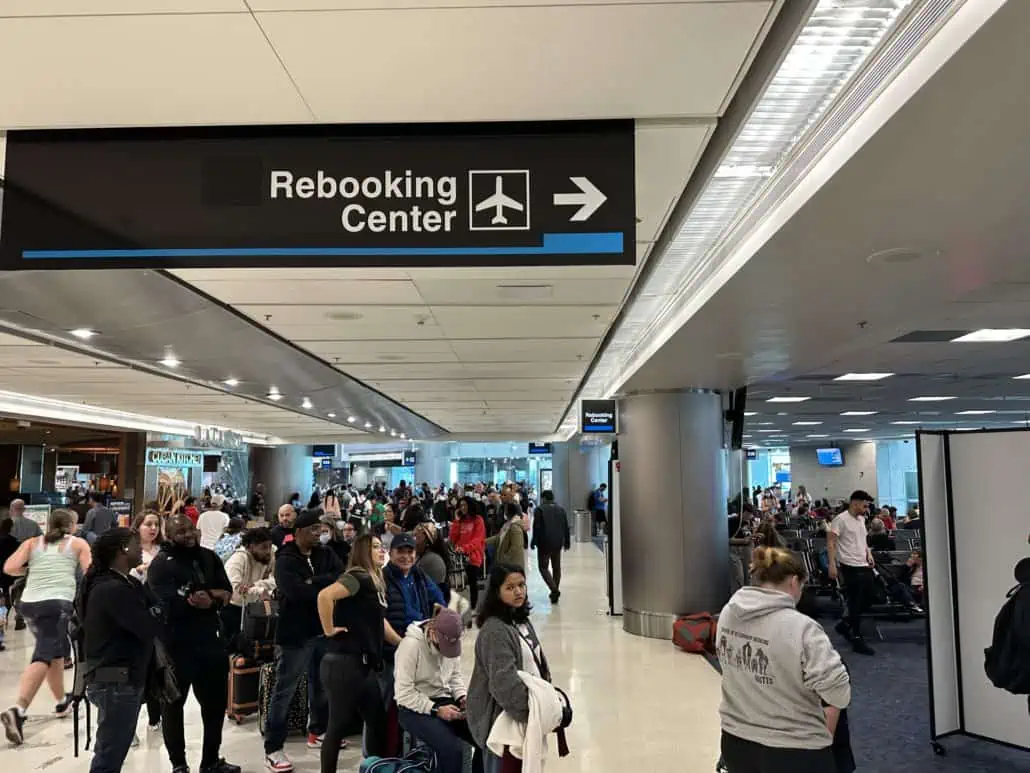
top-left (580, 399), bottom-right (617, 434)
top-left (0, 121), bottom-right (635, 270)
top-left (746, 448), bottom-right (758, 460)
top-left (528, 442), bottom-right (553, 455)
top-left (403, 451), bottom-right (417, 466)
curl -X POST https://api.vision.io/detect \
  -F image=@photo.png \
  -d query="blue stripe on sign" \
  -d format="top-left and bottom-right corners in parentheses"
top-left (585, 425), bottom-right (614, 432)
top-left (21, 232), bottom-right (623, 259)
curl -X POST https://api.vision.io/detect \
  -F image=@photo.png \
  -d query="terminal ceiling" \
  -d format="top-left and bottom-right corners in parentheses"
top-left (0, 0), bottom-right (783, 440)
top-left (621, 0), bottom-right (1030, 446)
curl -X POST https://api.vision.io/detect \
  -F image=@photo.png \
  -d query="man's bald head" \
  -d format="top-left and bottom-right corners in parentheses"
top-left (9, 499), bottom-right (24, 517)
top-left (166, 514), bottom-right (197, 548)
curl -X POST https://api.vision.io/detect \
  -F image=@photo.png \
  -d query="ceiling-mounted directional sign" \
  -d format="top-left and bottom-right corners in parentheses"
top-left (0, 121), bottom-right (635, 270)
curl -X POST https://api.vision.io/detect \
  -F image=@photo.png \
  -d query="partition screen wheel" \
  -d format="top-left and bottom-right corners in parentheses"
top-left (931, 742), bottom-right (947, 757)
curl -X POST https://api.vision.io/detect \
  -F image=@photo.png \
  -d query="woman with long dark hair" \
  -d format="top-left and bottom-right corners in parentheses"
top-left (1, 509), bottom-right (91, 745)
top-left (130, 510), bottom-right (164, 731)
top-left (450, 497), bottom-right (486, 610)
top-left (467, 564), bottom-right (557, 773)
top-left (79, 528), bottom-right (160, 773)
top-left (316, 534), bottom-right (389, 773)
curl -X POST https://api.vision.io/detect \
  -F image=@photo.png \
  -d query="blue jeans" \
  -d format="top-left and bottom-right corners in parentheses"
top-left (264, 638), bottom-right (328, 754)
top-left (398, 707), bottom-right (480, 773)
top-left (87, 683), bottom-right (144, 773)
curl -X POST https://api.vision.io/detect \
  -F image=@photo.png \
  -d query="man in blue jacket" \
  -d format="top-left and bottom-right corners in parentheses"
top-left (264, 509), bottom-right (342, 773)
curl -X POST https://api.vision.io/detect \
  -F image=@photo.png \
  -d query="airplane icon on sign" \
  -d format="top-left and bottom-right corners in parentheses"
top-left (473, 176), bottom-right (525, 225)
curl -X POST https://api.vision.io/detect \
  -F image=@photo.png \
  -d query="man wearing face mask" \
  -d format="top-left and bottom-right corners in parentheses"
top-left (318, 515), bottom-right (353, 567)
top-left (264, 509), bottom-right (343, 773)
top-left (147, 516), bottom-right (238, 773)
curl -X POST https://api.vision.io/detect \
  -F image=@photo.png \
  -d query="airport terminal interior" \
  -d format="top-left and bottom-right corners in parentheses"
top-left (0, 1), bottom-right (1029, 772)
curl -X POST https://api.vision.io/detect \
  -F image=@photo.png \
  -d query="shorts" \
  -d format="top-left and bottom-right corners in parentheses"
top-left (19, 599), bottom-right (73, 663)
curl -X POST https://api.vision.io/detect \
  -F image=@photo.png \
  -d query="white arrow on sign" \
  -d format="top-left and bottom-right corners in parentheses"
top-left (553, 176), bottom-right (607, 222)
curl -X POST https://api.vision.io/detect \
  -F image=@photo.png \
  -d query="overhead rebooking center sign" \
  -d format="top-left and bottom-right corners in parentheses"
top-left (0, 121), bottom-right (635, 269)
top-left (268, 169), bottom-right (459, 233)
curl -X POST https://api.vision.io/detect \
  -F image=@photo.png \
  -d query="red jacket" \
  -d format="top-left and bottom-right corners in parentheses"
top-left (450, 515), bottom-right (486, 568)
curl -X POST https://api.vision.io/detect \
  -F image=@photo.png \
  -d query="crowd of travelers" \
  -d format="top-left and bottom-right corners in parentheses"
top-left (0, 478), bottom-right (573, 773)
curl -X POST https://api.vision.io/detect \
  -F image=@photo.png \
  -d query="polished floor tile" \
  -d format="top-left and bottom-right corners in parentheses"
top-left (0, 544), bottom-right (723, 771)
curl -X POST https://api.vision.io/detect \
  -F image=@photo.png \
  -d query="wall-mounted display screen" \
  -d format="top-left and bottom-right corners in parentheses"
top-left (528, 443), bottom-right (553, 455)
top-left (312, 444), bottom-right (335, 458)
top-left (816, 448), bottom-right (844, 467)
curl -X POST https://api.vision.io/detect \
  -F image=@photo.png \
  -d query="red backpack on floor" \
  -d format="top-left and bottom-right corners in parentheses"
top-left (673, 613), bottom-right (719, 654)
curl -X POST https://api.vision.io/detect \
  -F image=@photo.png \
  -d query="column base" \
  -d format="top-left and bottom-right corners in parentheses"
top-left (622, 607), bottom-right (677, 639)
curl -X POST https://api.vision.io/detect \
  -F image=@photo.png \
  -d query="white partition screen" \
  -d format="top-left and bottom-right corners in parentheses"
top-left (918, 429), bottom-right (1030, 752)
top-left (917, 432), bottom-right (960, 737)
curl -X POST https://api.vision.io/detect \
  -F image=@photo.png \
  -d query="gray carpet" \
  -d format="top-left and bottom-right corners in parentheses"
top-left (826, 618), bottom-right (1028, 772)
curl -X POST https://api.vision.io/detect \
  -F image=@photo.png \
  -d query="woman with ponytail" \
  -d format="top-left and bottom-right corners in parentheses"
top-left (1, 509), bottom-right (91, 746)
top-left (79, 528), bottom-right (161, 773)
top-left (716, 546), bottom-right (851, 773)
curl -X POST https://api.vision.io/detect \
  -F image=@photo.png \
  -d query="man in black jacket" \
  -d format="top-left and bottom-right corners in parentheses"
top-left (80, 528), bottom-right (161, 773)
top-left (530, 490), bottom-right (571, 603)
top-left (264, 509), bottom-right (342, 773)
top-left (148, 516), bottom-right (238, 773)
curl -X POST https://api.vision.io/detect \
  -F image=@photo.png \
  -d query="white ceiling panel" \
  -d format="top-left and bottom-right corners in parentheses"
top-left (472, 378), bottom-right (575, 392)
top-left (0, 13), bottom-right (311, 128)
top-left (186, 279), bottom-right (423, 306)
top-left (412, 278), bottom-right (630, 307)
top-left (0, 2), bottom-right (247, 14)
top-left (257, 2), bottom-right (775, 122)
top-left (635, 122), bottom-right (714, 242)
top-left (296, 340), bottom-right (455, 357)
top-left (431, 306), bottom-right (615, 339)
top-left (449, 339), bottom-right (596, 362)
top-left (404, 265), bottom-right (638, 281)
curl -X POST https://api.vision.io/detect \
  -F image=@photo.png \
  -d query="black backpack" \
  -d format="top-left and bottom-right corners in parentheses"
top-left (587, 491), bottom-right (596, 510)
top-left (984, 581), bottom-right (1030, 694)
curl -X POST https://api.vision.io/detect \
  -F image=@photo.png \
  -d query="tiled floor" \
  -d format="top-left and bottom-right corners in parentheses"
top-left (0, 544), bottom-right (723, 771)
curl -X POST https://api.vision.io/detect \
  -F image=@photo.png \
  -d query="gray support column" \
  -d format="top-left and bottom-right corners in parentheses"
top-left (550, 441), bottom-right (591, 514)
top-left (618, 390), bottom-right (729, 639)
top-left (250, 445), bottom-right (313, 516)
top-left (414, 442), bottom-right (452, 487)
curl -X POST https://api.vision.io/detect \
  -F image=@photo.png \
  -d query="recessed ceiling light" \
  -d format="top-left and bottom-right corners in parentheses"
top-left (159, 356), bottom-right (180, 368)
top-left (301, 398), bottom-right (313, 410)
top-left (757, 429), bottom-right (778, 433)
top-left (754, 422), bottom-right (775, 426)
top-left (742, 434), bottom-right (752, 438)
top-left (843, 428), bottom-right (870, 432)
top-left (267, 392), bottom-right (283, 402)
top-left (792, 421), bottom-right (823, 426)
top-left (891, 421), bottom-right (921, 425)
top-left (400, 433), bottom-right (406, 439)
top-left (807, 434), bottom-right (830, 438)
top-left (776, 412), bottom-right (788, 417)
top-left (347, 416), bottom-right (357, 424)
top-left (223, 378), bottom-right (240, 387)
top-left (951, 329), bottom-right (1030, 343)
top-left (327, 412), bottom-right (336, 419)
top-left (743, 412), bottom-right (758, 417)
top-left (834, 373), bottom-right (894, 381)
top-left (378, 425), bottom-right (386, 433)
top-left (767, 396), bottom-right (810, 403)
top-left (840, 410), bottom-right (878, 416)
top-left (956, 410), bottom-right (996, 415)
top-left (910, 396), bottom-right (957, 402)
top-left (364, 421), bottom-right (373, 429)
top-left (1014, 374), bottom-right (1030, 380)
top-left (390, 430), bottom-right (397, 437)
top-left (69, 328), bottom-right (98, 340)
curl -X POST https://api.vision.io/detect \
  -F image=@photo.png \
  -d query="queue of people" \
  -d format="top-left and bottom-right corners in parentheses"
top-left (0, 479), bottom-right (574, 773)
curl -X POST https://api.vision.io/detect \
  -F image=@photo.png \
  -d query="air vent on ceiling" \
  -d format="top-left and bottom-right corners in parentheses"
top-left (496, 284), bottom-right (553, 300)
top-left (324, 310), bottom-right (364, 321)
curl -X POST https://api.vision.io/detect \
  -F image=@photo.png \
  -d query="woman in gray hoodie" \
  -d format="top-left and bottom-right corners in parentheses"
top-left (717, 546), bottom-right (851, 773)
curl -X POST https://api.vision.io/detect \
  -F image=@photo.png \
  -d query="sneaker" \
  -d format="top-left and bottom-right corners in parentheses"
top-left (0, 642), bottom-right (6, 652)
top-left (13, 618), bottom-right (25, 631)
top-left (200, 759), bottom-right (242, 773)
top-left (834, 621), bottom-right (852, 641)
top-left (54, 693), bottom-right (74, 718)
top-left (1, 707), bottom-right (24, 745)
top-left (148, 719), bottom-right (162, 732)
top-left (852, 638), bottom-right (876, 656)
top-left (306, 733), bottom-right (347, 749)
top-left (548, 591), bottom-right (559, 604)
top-left (171, 766), bottom-right (190, 773)
top-left (265, 750), bottom-right (294, 773)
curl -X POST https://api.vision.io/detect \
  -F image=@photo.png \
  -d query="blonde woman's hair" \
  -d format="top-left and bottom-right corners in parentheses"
top-left (347, 533), bottom-right (385, 593)
top-left (750, 546), bottom-right (808, 586)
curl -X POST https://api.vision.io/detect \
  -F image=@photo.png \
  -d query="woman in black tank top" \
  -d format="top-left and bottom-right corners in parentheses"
top-left (316, 535), bottom-right (389, 773)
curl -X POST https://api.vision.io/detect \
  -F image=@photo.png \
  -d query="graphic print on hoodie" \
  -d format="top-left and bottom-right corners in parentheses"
top-left (717, 586), bottom-right (851, 750)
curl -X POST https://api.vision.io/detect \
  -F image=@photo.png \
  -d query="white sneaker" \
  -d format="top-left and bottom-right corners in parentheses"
top-left (265, 750), bottom-right (294, 773)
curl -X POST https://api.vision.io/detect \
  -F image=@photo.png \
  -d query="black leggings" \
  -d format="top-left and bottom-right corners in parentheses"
top-left (320, 652), bottom-right (387, 773)
top-left (721, 732), bottom-right (836, 773)
top-left (466, 564), bottom-right (482, 611)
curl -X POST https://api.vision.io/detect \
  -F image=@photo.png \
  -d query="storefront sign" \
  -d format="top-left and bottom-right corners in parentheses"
top-left (0, 122), bottom-right (635, 270)
top-left (528, 442), bottom-right (553, 455)
top-left (580, 399), bottom-right (617, 434)
top-left (146, 448), bottom-right (203, 467)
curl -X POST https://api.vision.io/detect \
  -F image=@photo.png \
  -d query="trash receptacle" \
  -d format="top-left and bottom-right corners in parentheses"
top-left (575, 509), bottom-right (593, 543)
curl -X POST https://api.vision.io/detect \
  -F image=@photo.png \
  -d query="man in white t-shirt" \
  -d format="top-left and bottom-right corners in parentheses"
top-left (828, 490), bottom-right (877, 655)
top-left (197, 494), bottom-right (230, 551)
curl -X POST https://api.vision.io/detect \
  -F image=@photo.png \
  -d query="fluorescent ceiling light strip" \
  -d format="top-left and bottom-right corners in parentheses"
top-left (0, 389), bottom-right (282, 444)
top-left (561, 0), bottom-right (1003, 420)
